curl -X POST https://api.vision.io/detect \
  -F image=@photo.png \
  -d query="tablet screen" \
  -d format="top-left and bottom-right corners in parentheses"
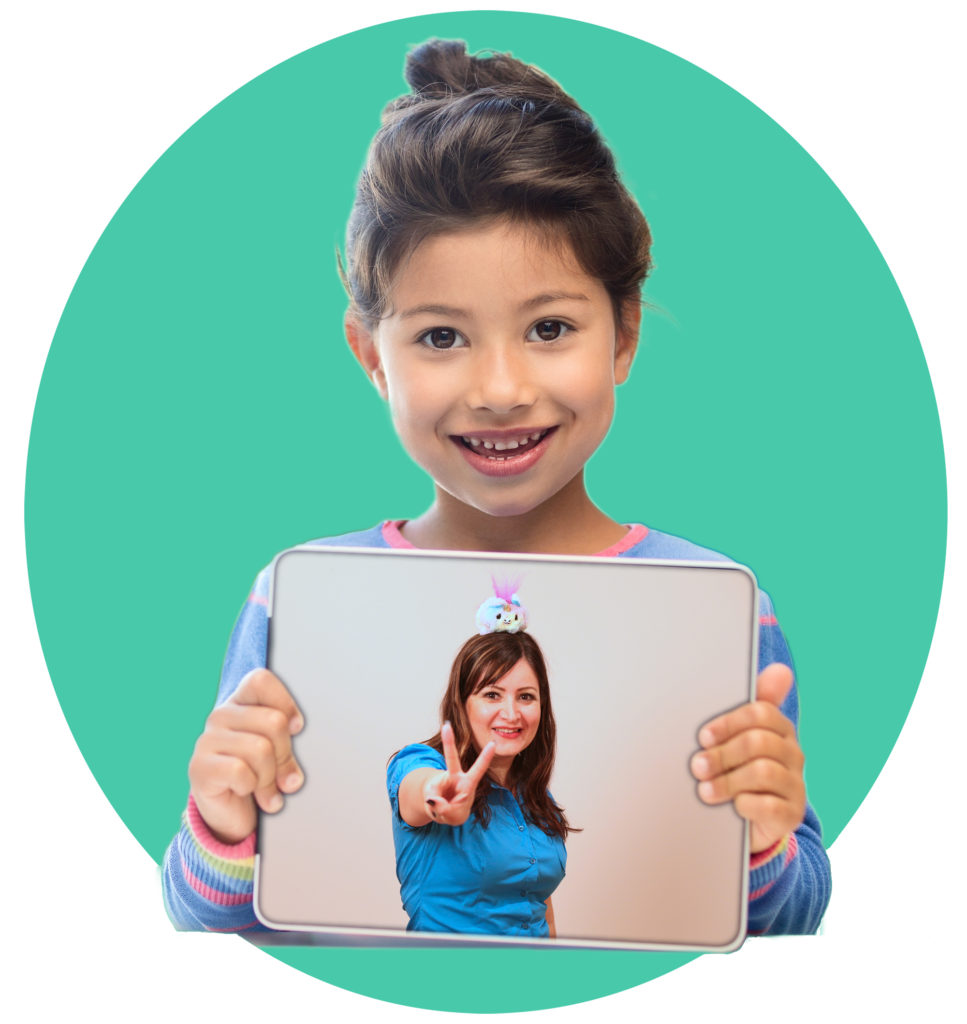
top-left (255, 547), bottom-right (756, 951)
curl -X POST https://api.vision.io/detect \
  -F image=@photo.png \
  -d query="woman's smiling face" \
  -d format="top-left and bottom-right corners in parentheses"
top-left (348, 220), bottom-right (638, 520)
top-left (465, 657), bottom-right (542, 769)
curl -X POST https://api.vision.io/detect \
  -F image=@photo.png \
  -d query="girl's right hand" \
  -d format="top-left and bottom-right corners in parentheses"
top-left (188, 668), bottom-right (305, 844)
top-left (422, 722), bottom-right (496, 827)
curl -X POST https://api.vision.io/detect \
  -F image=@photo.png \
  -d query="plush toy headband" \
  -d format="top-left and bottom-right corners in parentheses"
top-left (475, 576), bottom-right (528, 635)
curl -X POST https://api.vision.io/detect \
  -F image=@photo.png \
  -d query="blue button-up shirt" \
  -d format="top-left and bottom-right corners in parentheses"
top-left (387, 744), bottom-right (566, 935)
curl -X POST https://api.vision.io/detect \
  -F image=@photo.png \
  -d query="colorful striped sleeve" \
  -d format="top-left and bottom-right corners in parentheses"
top-left (746, 592), bottom-right (832, 934)
top-left (162, 797), bottom-right (263, 932)
top-left (161, 570), bottom-right (272, 932)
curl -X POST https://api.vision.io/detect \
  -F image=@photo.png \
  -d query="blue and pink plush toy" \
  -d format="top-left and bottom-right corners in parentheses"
top-left (475, 577), bottom-right (528, 634)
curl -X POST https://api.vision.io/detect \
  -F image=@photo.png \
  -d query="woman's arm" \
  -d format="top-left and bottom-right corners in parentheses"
top-left (545, 897), bottom-right (556, 938)
top-left (397, 723), bottom-right (495, 827)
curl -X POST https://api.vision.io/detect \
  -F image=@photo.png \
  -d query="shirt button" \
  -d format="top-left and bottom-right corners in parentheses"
top-left (518, 825), bottom-right (524, 831)
top-left (530, 858), bottom-right (536, 865)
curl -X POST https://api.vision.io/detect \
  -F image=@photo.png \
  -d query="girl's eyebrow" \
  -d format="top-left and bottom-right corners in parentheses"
top-left (398, 292), bottom-right (590, 321)
top-left (399, 303), bottom-right (469, 320)
top-left (519, 291), bottom-right (590, 310)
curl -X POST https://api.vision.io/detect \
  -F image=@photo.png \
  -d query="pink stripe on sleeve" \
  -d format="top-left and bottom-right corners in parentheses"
top-left (748, 832), bottom-right (798, 900)
top-left (750, 832), bottom-right (790, 869)
top-left (186, 795), bottom-right (256, 859)
top-left (183, 864), bottom-right (254, 907)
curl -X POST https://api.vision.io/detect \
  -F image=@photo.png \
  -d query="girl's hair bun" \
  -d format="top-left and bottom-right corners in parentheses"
top-left (400, 38), bottom-right (577, 109)
top-left (344, 38), bottom-right (652, 330)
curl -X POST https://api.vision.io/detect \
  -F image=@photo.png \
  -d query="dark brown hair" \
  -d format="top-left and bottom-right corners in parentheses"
top-left (423, 631), bottom-right (577, 841)
top-left (342, 38), bottom-right (652, 334)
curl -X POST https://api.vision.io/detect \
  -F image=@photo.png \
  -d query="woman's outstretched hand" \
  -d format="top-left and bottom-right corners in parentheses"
top-left (422, 722), bottom-right (496, 827)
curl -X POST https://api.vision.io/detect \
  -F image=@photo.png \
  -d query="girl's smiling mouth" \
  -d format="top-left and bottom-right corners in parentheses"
top-left (451, 426), bottom-right (557, 477)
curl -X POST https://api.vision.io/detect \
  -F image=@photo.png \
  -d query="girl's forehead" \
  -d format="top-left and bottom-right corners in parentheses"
top-left (413, 221), bottom-right (580, 273)
top-left (385, 221), bottom-right (604, 314)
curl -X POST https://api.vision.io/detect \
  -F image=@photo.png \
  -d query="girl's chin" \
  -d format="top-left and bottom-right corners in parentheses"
top-left (429, 462), bottom-right (572, 519)
top-left (450, 484), bottom-right (566, 521)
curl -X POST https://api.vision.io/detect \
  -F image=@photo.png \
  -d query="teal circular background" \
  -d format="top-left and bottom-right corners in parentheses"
top-left (25, 10), bottom-right (945, 1014)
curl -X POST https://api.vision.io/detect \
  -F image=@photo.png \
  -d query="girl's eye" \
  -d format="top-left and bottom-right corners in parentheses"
top-left (418, 327), bottom-right (467, 350)
top-left (527, 320), bottom-right (571, 343)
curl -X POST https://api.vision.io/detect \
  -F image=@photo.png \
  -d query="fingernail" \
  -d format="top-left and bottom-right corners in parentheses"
top-left (691, 754), bottom-right (710, 778)
top-left (282, 772), bottom-right (302, 792)
top-left (267, 793), bottom-right (283, 813)
top-left (289, 715), bottom-right (304, 735)
top-left (697, 781), bottom-right (714, 802)
top-left (698, 727), bottom-right (714, 747)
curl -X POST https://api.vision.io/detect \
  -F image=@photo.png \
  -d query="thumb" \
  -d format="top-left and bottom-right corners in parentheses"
top-left (756, 663), bottom-right (794, 708)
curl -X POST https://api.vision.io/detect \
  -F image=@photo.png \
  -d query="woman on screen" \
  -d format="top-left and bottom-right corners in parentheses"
top-left (387, 586), bottom-right (575, 936)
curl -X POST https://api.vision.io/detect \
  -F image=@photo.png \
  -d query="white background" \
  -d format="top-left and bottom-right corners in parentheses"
top-left (2, 2), bottom-right (963, 1020)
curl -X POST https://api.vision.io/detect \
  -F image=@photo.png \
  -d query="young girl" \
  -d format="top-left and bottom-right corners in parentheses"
top-left (162, 38), bottom-right (831, 937)
top-left (389, 627), bottom-right (573, 937)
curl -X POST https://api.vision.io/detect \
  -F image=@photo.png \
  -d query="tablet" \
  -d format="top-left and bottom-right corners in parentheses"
top-left (253, 545), bottom-right (758, 951)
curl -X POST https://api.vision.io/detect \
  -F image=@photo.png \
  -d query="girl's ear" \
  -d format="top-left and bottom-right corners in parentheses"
top-left (345, 312), bottom-right (388, 400)
top-left (614, 301), bottom-right (642, 386)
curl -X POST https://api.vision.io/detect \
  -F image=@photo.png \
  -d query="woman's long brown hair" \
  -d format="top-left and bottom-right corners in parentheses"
top-left (422, 631), bottom-right (577, 841)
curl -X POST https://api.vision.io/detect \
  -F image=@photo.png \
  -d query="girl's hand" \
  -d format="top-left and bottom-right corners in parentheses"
top-left (422, 722), bottom-right (496, 827)
top-left (188, 668), bottom-right (305, 844)
top-left (689, 664), bottom-right (806, 853)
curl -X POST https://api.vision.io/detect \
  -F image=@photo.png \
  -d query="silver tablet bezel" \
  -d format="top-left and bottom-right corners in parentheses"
top-left (253, 544), bottom-right (757, 953)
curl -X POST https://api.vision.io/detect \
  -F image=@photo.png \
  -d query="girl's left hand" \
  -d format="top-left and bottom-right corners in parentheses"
top-left (689, 664), bottom-right (806, 853)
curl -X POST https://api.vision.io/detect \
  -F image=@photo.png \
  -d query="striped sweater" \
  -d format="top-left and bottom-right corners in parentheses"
top-left (162, 521), bottom-right (831, 936)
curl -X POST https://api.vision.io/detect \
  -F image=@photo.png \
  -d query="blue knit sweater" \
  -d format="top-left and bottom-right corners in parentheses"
top-left (162, 521), bottom-right (831, 937)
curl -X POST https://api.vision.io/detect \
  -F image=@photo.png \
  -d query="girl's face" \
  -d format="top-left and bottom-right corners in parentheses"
top-left (465, 657), bottom-right (542, 767)
top-left (348, 220), bottom-right (638, 521)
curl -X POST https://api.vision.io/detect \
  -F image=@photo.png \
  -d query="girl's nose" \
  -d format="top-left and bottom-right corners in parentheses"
top-left (468, 344), bottom-right (537, 414)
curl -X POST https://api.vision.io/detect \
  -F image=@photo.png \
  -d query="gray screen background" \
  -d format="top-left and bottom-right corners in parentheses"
top-left (257, 547), bottom-right (756, 948)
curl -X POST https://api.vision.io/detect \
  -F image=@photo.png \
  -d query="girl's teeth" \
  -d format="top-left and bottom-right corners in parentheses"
top-left (462, 431), bottom-right (545, 448)
top-left (460, 430), bottom-right (547, 453)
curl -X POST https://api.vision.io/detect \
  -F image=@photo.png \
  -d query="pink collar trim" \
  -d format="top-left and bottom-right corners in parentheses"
top-left (380, 520), bottom-right (648, 557)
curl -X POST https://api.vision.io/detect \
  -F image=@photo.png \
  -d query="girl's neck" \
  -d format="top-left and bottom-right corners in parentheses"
top-left (402, 472), bottom-right (627, 555)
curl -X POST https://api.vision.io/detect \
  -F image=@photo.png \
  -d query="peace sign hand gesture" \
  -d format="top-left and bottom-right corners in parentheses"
top-left (422, 722), bottom-right (496, 827)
